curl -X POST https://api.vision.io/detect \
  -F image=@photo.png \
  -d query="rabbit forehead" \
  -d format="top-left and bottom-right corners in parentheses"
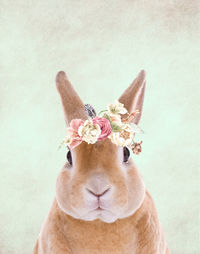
top-left (72, 139), bottom-right (122, 171)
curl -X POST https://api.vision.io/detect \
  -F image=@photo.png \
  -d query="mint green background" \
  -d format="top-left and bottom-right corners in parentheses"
top-left (0, 1), bottom-right (199, 253)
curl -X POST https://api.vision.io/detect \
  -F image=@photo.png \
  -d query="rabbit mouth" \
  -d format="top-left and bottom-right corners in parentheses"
top-left (95, 207), bottom-right (103, 211)
top-left (79, 206), bottom-right (118, 222)
top-left (92, 207), bottom-right (110, 213)
top-left (91, 208), bottom-right (118, 223)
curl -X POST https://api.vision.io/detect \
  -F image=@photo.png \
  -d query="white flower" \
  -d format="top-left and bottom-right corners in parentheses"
top-left (64, 135), bottom-right (72, 146)
top-left (109, 132), bottom-right (133, 147)
top-left (109, 122), bottom-right (143, 147)
top-left (109, 122), bottom-right (142, 147)
top-left (109, 114), bottom-right (122, 124)
top-left (107, 100), bottom-right (127, 116)
top-left (78, 119), bottom-right (101, 144)
top-left (109, 123), bottom-right (134, 147)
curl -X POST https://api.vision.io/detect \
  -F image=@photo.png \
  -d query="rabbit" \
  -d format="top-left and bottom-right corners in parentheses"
top-left (33, 70), bottom-right (170, 254)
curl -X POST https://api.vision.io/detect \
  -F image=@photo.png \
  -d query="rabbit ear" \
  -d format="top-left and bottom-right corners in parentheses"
top-left (56, 71), bottom-right (88, 125)
top-left (118, 70), bottom-right (146, 124)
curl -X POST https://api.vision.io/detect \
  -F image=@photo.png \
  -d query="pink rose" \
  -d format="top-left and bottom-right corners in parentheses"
top-left (67, 119), bottom-right (84, 148)
top-left (93, 117), bottom-right (112, 141)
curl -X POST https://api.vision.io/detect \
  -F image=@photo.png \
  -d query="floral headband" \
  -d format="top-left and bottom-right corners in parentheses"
top-left (62, 101), bottom-right (143, 155)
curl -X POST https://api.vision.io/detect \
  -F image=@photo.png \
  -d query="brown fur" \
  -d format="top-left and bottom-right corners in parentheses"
top-left (33, 70), bottom-right (170, 253)
top-left (34, 191), bottom-right (169, 254)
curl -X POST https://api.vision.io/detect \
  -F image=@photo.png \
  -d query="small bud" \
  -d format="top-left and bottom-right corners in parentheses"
top-left (132, 141), bottom-right (143, 155)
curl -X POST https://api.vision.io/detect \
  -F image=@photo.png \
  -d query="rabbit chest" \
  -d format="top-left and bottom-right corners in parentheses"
top-left (62, 217), bottom-right (138, 254)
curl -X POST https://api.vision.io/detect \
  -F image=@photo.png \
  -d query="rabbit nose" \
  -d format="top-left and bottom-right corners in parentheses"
top-left (86, 188), bottom-right (110, 198)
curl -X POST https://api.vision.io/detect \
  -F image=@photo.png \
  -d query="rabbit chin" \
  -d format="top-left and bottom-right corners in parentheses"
top-left (80, 209), bottom-right (119, 223)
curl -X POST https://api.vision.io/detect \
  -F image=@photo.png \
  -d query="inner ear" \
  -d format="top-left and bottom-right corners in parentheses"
top-left (118, 70), bottom-right (146, 124)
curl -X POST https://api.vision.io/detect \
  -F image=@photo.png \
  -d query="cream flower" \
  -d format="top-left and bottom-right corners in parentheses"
top-left (109, 132), bottom-right (133, 147)
top-left (109, 114), bottom-right (122, 124)
top-left (78, 119), bottom-right (101, 144)
top-left (64, 135), bottom-right (72, 146)
top-left (107, 100), bottom-right (127, 116)
top-left (109, 123), bottom-right (135, 147)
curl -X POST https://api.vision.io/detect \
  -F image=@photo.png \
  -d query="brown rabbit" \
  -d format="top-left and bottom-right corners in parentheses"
top-left (33, 70), bottom-right (170, 254)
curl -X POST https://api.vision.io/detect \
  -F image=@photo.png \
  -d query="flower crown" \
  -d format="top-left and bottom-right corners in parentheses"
top-left (62, 101), bottom-right (143, 155)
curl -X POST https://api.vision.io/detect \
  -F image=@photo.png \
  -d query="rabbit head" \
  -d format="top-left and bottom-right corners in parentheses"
top-left (55, 70), bottom-right (146, 223)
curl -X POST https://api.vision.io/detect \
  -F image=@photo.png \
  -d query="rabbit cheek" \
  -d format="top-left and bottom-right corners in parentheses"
top-left (124, 169), bottom-right (145, 217)
top-left (56, 171), bottom-right (88, 218)
top-left (55, 170), bottom-right (73, 214)
top-left (69, 183), bottom-right (86, 211)
top-left (110, 174), bottom-right (129, 206)
top-left (111, 184), bottom-right (129, 216)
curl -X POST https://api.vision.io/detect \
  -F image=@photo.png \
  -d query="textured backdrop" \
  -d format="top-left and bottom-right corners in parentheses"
top-left (0, 1), bottom-right (199, 253)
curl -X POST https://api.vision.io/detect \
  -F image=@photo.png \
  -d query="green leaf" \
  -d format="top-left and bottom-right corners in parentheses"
top-left (111, 122), bottom-right (122, 132)
top-left (103, 113), bottom-right (111, 122)
top-left (103, 113), bottom-right (122, 132)
top-left (98, 109), bottom-right (108, 116)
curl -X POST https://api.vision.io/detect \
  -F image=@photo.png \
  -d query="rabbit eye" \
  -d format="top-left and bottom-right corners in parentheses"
top-left (66, 150), bottom-right (72, 165)
top-left (123, 147), bottom-right (130, 163)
